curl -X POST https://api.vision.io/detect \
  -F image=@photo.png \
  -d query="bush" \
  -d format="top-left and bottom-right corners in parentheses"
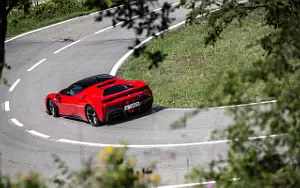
top-left (7, 0), bottom-right (94, 37)
top-left (29, 1), bottom-right (87, 19)
top-left (0, 146), bottom-right (160, 188)
top-left (31, 2), bottom-right (59, 17)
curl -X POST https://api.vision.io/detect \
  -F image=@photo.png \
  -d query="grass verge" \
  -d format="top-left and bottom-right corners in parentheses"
top-left (6, 1), bottom-right (97, 38)
top-left (118, 11), bottom-right (272, 108)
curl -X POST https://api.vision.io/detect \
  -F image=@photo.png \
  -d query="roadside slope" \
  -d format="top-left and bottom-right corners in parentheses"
top-left (118, 11), bottom-right (271, 108)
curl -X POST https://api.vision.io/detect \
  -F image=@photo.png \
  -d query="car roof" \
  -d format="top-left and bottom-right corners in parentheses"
top-left (70, 74), bottom-right (115, 89)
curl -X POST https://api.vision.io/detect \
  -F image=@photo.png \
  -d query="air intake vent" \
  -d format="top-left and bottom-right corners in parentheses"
top-left (97, 80), bottom-right (116, 88)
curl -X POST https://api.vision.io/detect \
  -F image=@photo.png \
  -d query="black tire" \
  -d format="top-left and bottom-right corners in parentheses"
top-left (48, 99), bottom-right (59, 117)
top-left (85, 105), bottom-right (103, 126)
top-left (145, 100), bottom-right (153, 112)
top-left (140, 99), bottom-right (153, 112)
top-left (148, 99), bottom-right (153, 109)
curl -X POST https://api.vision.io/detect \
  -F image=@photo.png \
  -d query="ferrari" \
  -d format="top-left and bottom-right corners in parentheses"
top-left (44, 74), bottom-right (153, 126)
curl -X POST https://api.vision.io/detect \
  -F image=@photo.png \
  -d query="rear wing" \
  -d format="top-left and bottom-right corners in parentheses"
top-left (102, 85), bottom-right (150, 103)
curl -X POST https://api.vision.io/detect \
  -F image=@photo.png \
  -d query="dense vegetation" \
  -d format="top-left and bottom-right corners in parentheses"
top-left (7, 0), bottom-right (96, 38)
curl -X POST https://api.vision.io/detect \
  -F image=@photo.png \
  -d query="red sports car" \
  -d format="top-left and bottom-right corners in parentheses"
top-left (44, 74), bottom-right (153, 126)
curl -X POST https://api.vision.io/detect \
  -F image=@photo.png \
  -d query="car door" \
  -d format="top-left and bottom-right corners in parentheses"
top-left (58, 85), bottom-right (82, 116)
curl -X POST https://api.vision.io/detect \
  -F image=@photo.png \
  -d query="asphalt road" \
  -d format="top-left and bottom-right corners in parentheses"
top-left (1, 1), bottom-right (235, 186)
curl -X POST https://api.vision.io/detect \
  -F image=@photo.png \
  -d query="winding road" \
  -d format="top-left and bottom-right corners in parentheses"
top-left (0, 1), bottom-right (264, 186)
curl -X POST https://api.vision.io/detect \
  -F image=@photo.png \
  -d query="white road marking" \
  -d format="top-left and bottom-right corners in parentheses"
top-left (110, 50), bottom-right (135, 75)
top-left (27, 58), bottom-right (46, 71)
top-left (5, 18), bottom-right (82, 43)
top-left (94, 22), bottom-right (123, 34)
top-left (158, 181), bottom-right (215, 188)
top-left (57, 134), bottom-right (281, 148)
top-left (94, 2), bottom-right (180, 35)
top-left (9, 118), bottom-right (24, 127)
top-left (164, 100), bottom-right (278, 111)
top-left (27, 130), bottom-right (50, 138)
top-left (4, 101), bottom-right (10, 112)
top-left (213, 100), bottom-right (277, 109)
top-left (4, 3), bottom-right (133, 43)
top-left (248, 134), bottom-right (280, 140)
top-left (51, 2), bottom-right (181, 54)
top-left (9, 79), bottom-right (21, 92)
top-left (110, 6), bottom-right (226, 76)
top-left (110, 20), bottom-right (185, 75)
top-left (53, 40), bottom-right (82, 54)
top-left (58, 138), bottom-right (229, 148)
top-left (158, 178), bottom-right (240, 188)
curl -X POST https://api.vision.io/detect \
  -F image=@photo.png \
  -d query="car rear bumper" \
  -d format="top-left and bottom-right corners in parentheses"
top-left (106, 97), bottom-right (153, 121)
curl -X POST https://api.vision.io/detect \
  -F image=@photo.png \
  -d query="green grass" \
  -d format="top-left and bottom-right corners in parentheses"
top-left (118, 12), bottom-right (272, 108)
top-left (6, 1), bottom-right (97, 38)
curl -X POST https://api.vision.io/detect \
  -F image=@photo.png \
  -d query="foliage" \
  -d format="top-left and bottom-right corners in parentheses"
top-left (88, 0), bottom-right (300, 186)
top-left (0, 146), bottom-right (160, 187)
top-left (6, 0), bottom-right (95, 37)
top-left (17, 0), bottom-right (31, 15)
top-left (9, 0), bottom-right (87, 21)
top-left (85, 0), bottom-right (122, 10)
top-left (0, 173), bottom-right (47, 188)
top-left (179, 0), bottom-right (300, 187)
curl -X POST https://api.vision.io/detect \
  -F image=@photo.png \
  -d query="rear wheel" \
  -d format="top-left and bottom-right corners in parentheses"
top-left (140, 99), bottom-right (153, 112)
top-left (146, 99), bottom-right (153, 112)
top-left (48, 99), bottom-right (59, 117)
top-left (148, 99), bottom-right (153, 109)
top-left (86, 105), bottom-right (103, 126)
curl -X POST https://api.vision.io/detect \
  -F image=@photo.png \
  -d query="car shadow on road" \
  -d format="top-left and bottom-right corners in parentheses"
top-left (61, 106), bottom-right (167, 127)
top-left (106, 106), bottom-right (167, 126)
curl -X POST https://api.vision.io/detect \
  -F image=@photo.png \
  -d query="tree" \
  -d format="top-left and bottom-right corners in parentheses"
top-left (0, 0), bottom-right (34, 84)
top-left (32, 0), bottom-right (39, 6)
top-left (0, 0), bottom-right (20, 84)
top-left (183, 0), bottom-right (300, 186)
top-left (88, 0), bottom-right (300, 186)
top-left (19, 0), bottom-right (31, 16)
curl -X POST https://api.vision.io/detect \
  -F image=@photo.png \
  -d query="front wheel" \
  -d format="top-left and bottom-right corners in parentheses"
top-left (48, 99), bottom-right (59, 117)
top-left (86, 105), bottom-right (103, 126)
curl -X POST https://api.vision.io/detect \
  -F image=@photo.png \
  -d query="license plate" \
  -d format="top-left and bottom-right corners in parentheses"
top-left (124, 101), bottom-right (140, 110)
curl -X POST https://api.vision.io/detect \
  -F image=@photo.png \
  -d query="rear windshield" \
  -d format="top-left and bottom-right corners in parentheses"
top-left (103, 84), bottom-right (133, 96)
top-left (71, 74), bottom-right (115, 89)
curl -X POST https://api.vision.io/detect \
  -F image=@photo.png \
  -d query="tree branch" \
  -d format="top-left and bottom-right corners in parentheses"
top-left (6, 0), bottom-right (19, 16)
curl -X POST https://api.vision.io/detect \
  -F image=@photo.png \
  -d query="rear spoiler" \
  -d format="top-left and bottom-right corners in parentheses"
top-left (103, 85), bottom-right (149, 103)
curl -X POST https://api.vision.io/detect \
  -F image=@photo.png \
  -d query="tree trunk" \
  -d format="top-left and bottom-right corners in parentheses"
top-left (0, 0), bottom-right (7, 80)
top-left (24, 0), bottom-right (30, 16)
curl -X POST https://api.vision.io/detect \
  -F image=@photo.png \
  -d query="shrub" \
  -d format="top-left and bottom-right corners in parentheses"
top-left (7, 0), bottom-right (93, 37)
top-left (0, 146), bottom-right (160, 188)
